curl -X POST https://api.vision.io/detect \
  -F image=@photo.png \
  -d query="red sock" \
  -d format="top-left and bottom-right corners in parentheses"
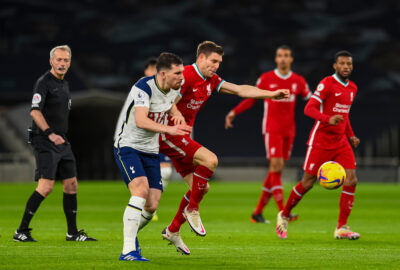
top-left (270, 172), bottom-right (284, 211)
top-left (337, 185), bottom-right (356, 228)
top-left (187, 165), bottom-right (213, 211)
top-left (254, 174), bottom-right (272, 215)
top-left (282, 181), bottom-right (307, 217)
top-left (168, 190), bottom-right (191, 233)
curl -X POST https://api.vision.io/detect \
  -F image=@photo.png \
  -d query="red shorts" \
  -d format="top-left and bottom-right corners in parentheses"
top-left (264, 133), bottom-right (294, 160)
top-left (303, 142), bottom-right (356, 176)
top-left (159, 133), bottom-right (202, 177)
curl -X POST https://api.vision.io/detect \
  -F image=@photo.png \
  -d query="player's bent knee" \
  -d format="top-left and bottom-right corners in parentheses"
top-left (205, 154), bottom-right (218, 171)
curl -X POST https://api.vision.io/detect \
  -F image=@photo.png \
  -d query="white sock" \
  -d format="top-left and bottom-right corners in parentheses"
top-left (122, 196), bottom-right (146, 255)
top-left (138, 209), bottom-right (154, 231)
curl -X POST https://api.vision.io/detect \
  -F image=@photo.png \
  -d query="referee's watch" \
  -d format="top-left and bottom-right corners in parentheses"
top-left (44, 128), bottom-right (54, 136)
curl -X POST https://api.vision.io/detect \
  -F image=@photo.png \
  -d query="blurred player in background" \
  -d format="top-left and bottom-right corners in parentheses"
top-left (115, 58), bottom-right (173, 189)
top-left (114, 52), bottom-right (191, 261)
top-left (225, 45), bottom-right (311, 224)
top-left (276, 50), bottom-right (360, 240)
top-left (161, 41), bottom-right (290, 255)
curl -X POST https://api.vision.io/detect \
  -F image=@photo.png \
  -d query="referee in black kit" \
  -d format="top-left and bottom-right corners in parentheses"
top-left (13, 45), bottom-right (96, 242)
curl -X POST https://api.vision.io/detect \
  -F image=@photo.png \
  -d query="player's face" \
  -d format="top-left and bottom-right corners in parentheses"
top-left (165, 64), bottom-right (184, 90)
top-left (50, 49), bottom-right (71, 78)
top-left (199, 52), bottom-right (222, 78)
top-left (275, 49), bottom-right (293, 70)
top-left (334, 56), bottom-right (353, 79)
top-left (144, 64), bottom-right (157, 76)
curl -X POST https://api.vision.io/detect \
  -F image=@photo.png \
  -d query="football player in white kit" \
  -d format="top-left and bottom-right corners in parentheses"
top-left (114, 52), bottom-right (191, 261)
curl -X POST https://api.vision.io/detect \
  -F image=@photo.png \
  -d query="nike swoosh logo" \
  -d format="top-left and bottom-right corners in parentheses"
top-left (193, 88), bottom-right (198, 92)
top-left (335, 93), bottom-right (342, 96)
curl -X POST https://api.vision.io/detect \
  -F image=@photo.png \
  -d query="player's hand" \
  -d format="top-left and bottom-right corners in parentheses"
top-left (225, 111), bottom-right (236, 129)
top-left (272, 89), bottom-right (290, 100)
top-left (329, 115), bottom-right (344, 125)
top-left (167, 124), bottom-right (192, 136)
top-left (171, 114), bottom-right (186, 125)
top-left (349, 136), bottom-right (360, 148)
top-left (48, 133), bottom-right (65, 145)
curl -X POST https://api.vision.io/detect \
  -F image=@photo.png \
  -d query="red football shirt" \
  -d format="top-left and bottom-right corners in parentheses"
top-left (233, 69), bottom-right (310, 137)
top-left (306, 74), bottom-right (357, 149)
top-left (176, 63), bottom-right (225, 128)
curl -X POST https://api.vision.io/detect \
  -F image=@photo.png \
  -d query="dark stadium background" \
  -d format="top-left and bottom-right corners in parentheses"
top-left (0, 0), bottom-right (399, 180)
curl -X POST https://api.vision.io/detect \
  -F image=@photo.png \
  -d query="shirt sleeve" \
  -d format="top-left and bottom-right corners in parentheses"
top-left (310, 78), bottom-right (330, 104)
top-left (345, 118), bottom-right (355, 138)
top-left (30, 79), bottom-right (48, 111)
top-left (300, 77), bottom-right (312, 100)
top-left (304, 95), bottom-right (330, 123)
top-left (214, 74), bottom-right (225, 92)
top-left (232, 98), bottom-right (257, 115)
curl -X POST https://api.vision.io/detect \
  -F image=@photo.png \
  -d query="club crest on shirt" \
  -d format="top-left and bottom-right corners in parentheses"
top-left (292, 83), bottom-right (297, 92)
top-left (207, 84), bottom-right (212, 96)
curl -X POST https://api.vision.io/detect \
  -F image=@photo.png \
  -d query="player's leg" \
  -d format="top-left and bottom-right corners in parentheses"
top-left (251, 133), bottom-right (275, 223)
top-left (251, 173), bottom-right (272, 223)
top-left (334, 145), bottom-right (359, 240)
top-left (121, 177), bottom-right (150, 261)
top-left (183, 146), bottom-right (215, 236)
top-left (160, 153), bottom-right (173, 188)
top-left (14, 178), bottom-right (54, 242)
top-left (276, 172), bottom-right (315, 239)
top-left (114, 147), bottom-right (150, 261)
top-left (138, 156), bottom-right (163, 231)
top-left (162, 173), bottom-right (192, 255)
top-left (276, 145), bottom-right (323, 239)
top-left (14, 140), bottom-right (57, 242)
top-left (269, 157), bottom-right (285, 211)
top-left (168, 173), bottom-right (193, 233)
top-left (58, 145), bottom-right (96, 241)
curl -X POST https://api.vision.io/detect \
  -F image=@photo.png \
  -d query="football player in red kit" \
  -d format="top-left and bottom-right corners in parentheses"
top-left (276, 50), bottom-right (361, 240)
top-left (160, 41), bottom-right (290, 254)
top-left (225, 45), bottom-right (311, 224)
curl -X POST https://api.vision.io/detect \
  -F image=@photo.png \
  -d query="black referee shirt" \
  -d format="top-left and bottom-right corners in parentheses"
top-left (30, 71), bottom-right (71, 137)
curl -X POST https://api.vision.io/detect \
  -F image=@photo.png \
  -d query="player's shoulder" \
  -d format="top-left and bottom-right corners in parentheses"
top-left (291, 71), bottom-right (306, 82)
top-left (348, 80), bottom-right (358, 90)
top-left (134, 76), bottom-right (154, 97)
top-left (260, 70), bottom-right (275, 79)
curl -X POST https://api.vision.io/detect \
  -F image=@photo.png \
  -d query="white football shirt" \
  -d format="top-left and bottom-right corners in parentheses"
top-left (114, 75), bottom-right (179, 154)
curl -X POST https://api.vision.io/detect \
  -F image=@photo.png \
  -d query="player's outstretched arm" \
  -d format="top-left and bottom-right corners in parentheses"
top-left (225, 99), bottom-right (257, 129)
top-left (219, 81), bottom-right (290, 99)
top-left (135, 107), bottom-right (191, 135)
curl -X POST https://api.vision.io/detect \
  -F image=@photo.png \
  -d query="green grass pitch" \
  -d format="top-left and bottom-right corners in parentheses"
top-left (1, 181), bottom-right (399, 269)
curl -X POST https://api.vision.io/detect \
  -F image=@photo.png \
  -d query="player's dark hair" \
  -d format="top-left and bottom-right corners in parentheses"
top-left (145, 57), bottom-right (157, 69)
top-left (197, 41), bottom-right (224, 58)
top-left (334, 50), bottom-right (352, 63)
top-left (276, 45), bottom-right (293, 57)
top-left (156, 52), bottom-right (183, 71)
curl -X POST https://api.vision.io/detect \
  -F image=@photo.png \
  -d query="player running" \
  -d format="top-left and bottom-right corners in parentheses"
top-left (160, 41), bottom-right (290, 254)
top-left (114, 53), bottom-right (191, 261)
top-left (276, 50), bottom-right (361, 240)
top-left (225, 45), bottom-right (311, 224)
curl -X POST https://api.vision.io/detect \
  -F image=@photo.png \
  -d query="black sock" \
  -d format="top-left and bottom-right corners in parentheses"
top-left (18, 190), bottom-right (45, 231)
top-left (63, 193), bottom-right (78, 235)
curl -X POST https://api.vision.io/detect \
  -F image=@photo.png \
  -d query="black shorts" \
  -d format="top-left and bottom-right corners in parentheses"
top-left (32, 136), bottom-right (77, 181)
